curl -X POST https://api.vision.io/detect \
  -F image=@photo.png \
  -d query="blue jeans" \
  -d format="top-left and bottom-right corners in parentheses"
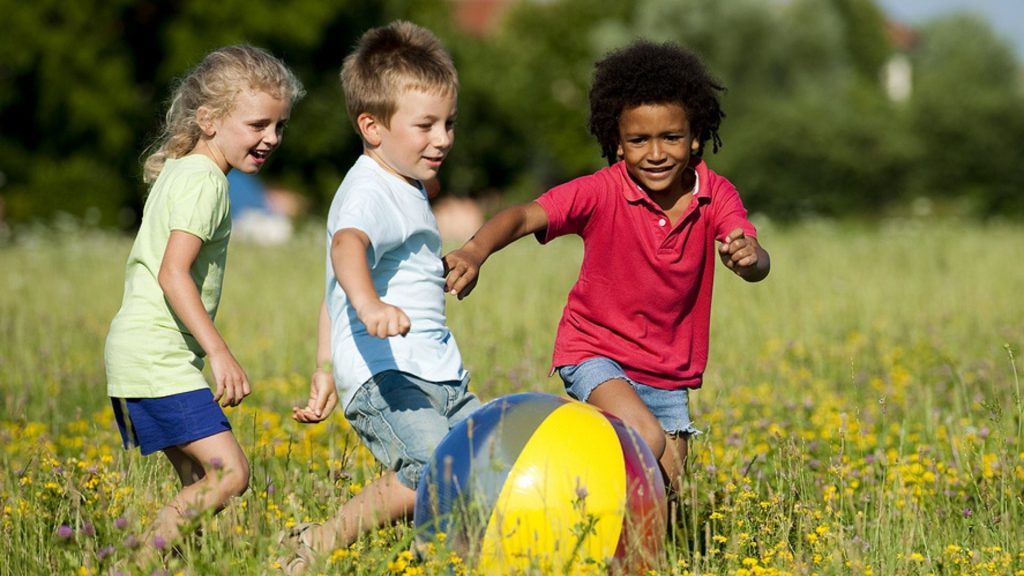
top-left (344, 370), bottom-right (480, 489)
top-left (559, 357), bottom-right (700, 437)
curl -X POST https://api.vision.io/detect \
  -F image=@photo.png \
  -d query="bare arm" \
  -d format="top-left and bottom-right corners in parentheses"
top-left (442, 201), bottom-right (549, 299)
top-left (158, 230), bottom-right (250, 407)
top-left (718, 228), bottom-right (771, 282)
top-left (293, 299), bottom-right (338, 423)
top-left (332, 227), bottom-right (411, 338)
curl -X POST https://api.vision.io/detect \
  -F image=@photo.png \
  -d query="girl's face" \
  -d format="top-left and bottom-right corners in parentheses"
top-left (196, 89), bottom-right (292, 174)
top-left (616, 102), bottom-right (700, 198)
top-left (361, 88), bottom-right (457, 186)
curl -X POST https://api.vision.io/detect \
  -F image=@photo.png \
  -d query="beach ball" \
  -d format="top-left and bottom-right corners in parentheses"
top-left (414, 392), bottom-right (666, 573)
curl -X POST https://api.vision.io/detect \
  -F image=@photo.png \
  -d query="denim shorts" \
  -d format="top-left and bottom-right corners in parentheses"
top-left (559, 357), bottom-right (700, 437)
top-left (111, 388), bottom-right (232, 455)
top-left (344, 371), bottom-right (480, 489)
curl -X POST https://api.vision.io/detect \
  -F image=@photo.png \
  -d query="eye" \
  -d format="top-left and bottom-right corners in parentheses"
top-left (445, 119), bottom-right (456, 130)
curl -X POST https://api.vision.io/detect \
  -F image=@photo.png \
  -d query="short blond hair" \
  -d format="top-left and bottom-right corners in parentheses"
top-left (340, 20), bottom-right (458, 134)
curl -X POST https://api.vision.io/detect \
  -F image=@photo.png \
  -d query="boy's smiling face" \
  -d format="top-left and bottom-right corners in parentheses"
top-left (616, 102), bottom-right (700, 199)
top-left (361, 87), bottom-right (457, 186)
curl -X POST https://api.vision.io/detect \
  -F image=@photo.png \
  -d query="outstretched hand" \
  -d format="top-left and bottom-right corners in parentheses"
top-left (718, 228), bottom-right (769, 281)
top-left (442, 248), bottom-right (483, 300)
top-left (292, 368), bottom-right (338, 423)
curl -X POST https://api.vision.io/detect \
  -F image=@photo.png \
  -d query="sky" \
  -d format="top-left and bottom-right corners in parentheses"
top-left (874, 0), bottom-right (1024, 61)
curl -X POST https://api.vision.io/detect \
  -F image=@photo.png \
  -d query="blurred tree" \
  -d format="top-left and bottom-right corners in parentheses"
top-left (0, 0), bottom-right (462, 227)
top-left (0, 0), bottom-right (145, 227)
top-left (832, 0), bottom-right (891, 82)
top-left (460, 0), bottom-right (634, 202)
top-left (0, 0), bottom-right (1021, 228)
top-left (905, 13), bottom-right (1024, 215)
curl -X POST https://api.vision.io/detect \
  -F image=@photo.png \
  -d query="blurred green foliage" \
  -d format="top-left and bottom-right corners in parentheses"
top-left (1, 0), bottom-right (1022, 229)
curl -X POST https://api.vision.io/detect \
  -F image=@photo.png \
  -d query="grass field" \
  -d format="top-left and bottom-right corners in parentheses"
top-left (2, 218), bottom-right (1023, 575)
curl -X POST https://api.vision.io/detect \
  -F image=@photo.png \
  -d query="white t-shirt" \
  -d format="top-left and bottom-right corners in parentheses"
top-left (325, 155), bottom-right (466, 408)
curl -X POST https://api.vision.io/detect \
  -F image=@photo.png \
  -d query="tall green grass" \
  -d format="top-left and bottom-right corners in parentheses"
top-left (1, 219), bottom-right (1022, 574)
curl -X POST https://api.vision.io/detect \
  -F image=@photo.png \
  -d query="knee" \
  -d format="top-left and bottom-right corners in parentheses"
top-left (643, 426), bottom-right (666, 459)
top-left (629, 419), bottom-right (666, 460)
top-left (215, 458), bottom-right (250, 499)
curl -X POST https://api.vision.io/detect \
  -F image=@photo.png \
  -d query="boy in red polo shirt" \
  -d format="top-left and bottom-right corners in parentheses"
top-left (443, 40), bottom-right (770, 493)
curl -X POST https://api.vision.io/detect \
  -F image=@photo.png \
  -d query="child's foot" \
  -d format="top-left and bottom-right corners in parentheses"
top-left (276, 522), bottom-right (320, 575)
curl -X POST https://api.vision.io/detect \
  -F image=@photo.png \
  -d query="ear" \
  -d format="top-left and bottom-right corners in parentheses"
top-left (196, 106), bottom-right (216, 137)
top-left (615, 141), bottom-right (624, 160)
top-left (691, 138), bottom-right (700, 154)
top-left (357, 112), bottom-right (383, 147)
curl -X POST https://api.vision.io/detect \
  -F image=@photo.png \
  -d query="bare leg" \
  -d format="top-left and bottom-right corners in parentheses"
top-left (586, 378), bottom-right (667, 460)
top-left (145, 431), bottom-right (250, 550)
top-left (660, 432), bottom-right (688, 496)
top-left (307, 471), bottom-right (416, 552)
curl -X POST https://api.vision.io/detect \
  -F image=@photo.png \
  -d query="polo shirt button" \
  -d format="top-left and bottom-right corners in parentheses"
top-left (658, 218), bottom-right (666, 227)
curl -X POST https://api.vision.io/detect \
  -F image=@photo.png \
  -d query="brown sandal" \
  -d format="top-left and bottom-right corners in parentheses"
top-left (276, 522), bottom-right (320, 575)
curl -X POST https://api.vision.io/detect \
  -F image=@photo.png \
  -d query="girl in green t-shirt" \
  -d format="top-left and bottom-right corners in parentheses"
top-left (104, 44), bottom-right (303, 566)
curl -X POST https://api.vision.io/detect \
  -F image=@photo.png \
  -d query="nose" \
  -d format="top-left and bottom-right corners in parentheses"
top-left (264, 126), bottom-right (282, 147)
top-left (648, 140), bottom-right (666, 162)
top-left (433, 125), bottom-right (453, 151)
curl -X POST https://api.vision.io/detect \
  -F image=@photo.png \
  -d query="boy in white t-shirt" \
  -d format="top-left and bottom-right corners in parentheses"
top-left (280, 21), bottom-right (479, 573)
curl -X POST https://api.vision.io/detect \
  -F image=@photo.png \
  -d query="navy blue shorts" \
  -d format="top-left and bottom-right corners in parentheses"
top-left (111, 388), bottom-right (232, 455)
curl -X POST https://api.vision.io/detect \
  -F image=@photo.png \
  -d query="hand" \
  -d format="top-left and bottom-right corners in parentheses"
top-left (442, 248), bottom-right (483, 299)
top-left (718, 228), bottom-right (770, 282)
top-left (357, 300), bottom-right (411, 338)
top-left (292, 368), bottom-right (338, 423)
top-left (208, 349), bottom-right (251, 407)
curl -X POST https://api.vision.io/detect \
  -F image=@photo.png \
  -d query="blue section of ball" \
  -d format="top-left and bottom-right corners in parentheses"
top-left (413, 393), bottom-right (565, 543)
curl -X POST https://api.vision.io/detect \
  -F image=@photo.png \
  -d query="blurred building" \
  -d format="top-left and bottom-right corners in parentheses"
top-left (884, 20), bottom-right (919, 102)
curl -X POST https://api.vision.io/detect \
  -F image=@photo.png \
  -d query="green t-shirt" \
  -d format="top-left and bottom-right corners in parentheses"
top-left (105, 155), bottom-right (231, 398)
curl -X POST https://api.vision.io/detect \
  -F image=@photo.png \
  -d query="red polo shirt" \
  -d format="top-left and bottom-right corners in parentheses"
top-left (535, 160), bottom-right (756, 390)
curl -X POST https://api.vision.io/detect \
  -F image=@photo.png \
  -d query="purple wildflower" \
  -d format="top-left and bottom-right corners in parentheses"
top-left (97, 545), bottom-right (115, 560)
top-left (57, 525), bottom-right (74, 539)
top-left (575, 484), bottom-right (589, 501)
top-left (114, 516), bottom-right (128, 530)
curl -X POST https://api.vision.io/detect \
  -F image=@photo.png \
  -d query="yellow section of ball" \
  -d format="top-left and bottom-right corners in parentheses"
top-left (479, 400), bottom-right (626, 573)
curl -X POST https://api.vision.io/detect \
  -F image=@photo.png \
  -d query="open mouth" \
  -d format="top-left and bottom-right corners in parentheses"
top-left (644, 166), bottom-right (675, 176)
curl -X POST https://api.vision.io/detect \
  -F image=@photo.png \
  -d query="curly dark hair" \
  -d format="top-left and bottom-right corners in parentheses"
top-left (588, 41), bottom-right (726, 164)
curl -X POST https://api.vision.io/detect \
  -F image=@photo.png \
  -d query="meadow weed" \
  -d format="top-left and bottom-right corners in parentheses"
top-left (2, 219), bottom-right (1022, 574)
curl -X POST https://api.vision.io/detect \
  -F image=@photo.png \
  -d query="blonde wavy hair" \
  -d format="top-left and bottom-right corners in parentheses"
top-left (142, 45), bottom-right (305, 184)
